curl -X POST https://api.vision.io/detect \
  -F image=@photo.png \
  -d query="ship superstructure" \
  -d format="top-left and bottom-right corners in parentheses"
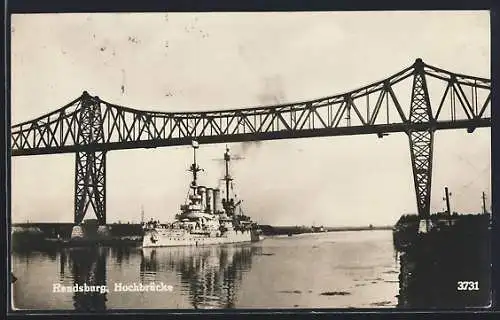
top-left (142, 141), bottom-right (263, 247)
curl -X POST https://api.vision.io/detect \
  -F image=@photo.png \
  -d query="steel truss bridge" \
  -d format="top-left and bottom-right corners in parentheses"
top-left (11, 59), bottom-right (491, 225)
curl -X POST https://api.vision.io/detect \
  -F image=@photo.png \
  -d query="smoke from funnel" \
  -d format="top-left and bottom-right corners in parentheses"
top-left (238, 140), bottom-right (261, 156)
top-left (235, 75), bottom-right (286, 156)
top-left (257, 75), bottom-right (286, 106)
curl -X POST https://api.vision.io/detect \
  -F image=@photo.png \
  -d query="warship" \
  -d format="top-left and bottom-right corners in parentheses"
top-left (142, 141), bottom-right (263, 248)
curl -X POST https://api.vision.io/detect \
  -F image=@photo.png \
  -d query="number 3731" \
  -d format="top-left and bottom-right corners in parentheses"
top-left (457, 281), bottom-right (479, 291)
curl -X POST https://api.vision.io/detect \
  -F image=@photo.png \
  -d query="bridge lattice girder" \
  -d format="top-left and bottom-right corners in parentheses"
top-left (11, 60), bottom-right (490, 156)
top-left (10, 59), bottom-right (491, 221)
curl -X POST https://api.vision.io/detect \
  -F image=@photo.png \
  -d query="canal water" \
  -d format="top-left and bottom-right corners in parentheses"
top-left (11, 230), bottom-right (399, 310)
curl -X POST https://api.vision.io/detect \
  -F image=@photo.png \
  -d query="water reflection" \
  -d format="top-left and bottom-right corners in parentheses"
top-left (109, 246), bottom-right (132, 265)
top-left (141, 244), bottom-right (260, 309)
top-left (61, 247), bottom-right (108, 311)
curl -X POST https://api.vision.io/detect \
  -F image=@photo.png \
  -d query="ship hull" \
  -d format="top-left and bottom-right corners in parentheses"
top-left (142, 229), bottom-right (261, 248)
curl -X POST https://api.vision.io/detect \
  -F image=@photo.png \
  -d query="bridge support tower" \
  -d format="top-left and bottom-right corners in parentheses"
top-left (74, 92), bottom-right (107, 230)
top-left (407, 59), bottom-right (435, 232)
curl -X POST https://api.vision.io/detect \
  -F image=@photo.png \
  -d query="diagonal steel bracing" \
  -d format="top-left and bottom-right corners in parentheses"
top-left (11, 60), bottom-right (491, 157)
top-left (407, 59), bottom-right (434, 218)
top-left (74, 93), bottom-right (106, 225)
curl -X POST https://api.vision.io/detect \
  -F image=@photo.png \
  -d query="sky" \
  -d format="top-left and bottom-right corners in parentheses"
top-left (10, 11), bottom-right (491, 226)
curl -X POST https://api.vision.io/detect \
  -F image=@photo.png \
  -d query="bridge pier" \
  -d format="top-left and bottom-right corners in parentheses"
top-left (418, 219), bottom-right (431, 234)
top-left (71, 225), bottom-right (84, 239)
top-left (407, 59), bottom-right (435, 219)
top-left (96, 225), bottom-right (111, 237)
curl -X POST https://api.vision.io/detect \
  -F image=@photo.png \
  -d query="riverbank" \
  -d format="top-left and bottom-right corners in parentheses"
top-left (393, 213), bottom-right (491, 308)
top-left (11, 223), bottom-right (143, 251)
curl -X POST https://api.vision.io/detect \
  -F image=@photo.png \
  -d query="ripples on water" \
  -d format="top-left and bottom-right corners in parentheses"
top-left (11, 230), bottom-right (399, 310)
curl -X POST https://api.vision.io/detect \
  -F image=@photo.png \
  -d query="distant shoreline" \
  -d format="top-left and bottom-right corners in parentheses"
top-left (11, 222), bottom-right (393, 239)
top-left (326, 226), bottom-right (393, 232)
top-left (266, 226), bottom-right (393, 231)
top-left (259, 225), bottom-right (393, 236)
top-left (11, 222), bottom-right (393, 228)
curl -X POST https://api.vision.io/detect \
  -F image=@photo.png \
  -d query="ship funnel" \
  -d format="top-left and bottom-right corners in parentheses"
top-left (213, 188), bottom-right (221, 213)
top-left (197, 186), bottom-right (207, 212)
top-left (206, 188), bottom-right (213, 213)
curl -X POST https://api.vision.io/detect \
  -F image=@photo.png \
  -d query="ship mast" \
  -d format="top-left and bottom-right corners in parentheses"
top-left (222, 145), bottom-right (234, 215)
top-left (224, 146), bottom-right (232, 200)
top-left (189, 140), bottom-right (202, 194)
